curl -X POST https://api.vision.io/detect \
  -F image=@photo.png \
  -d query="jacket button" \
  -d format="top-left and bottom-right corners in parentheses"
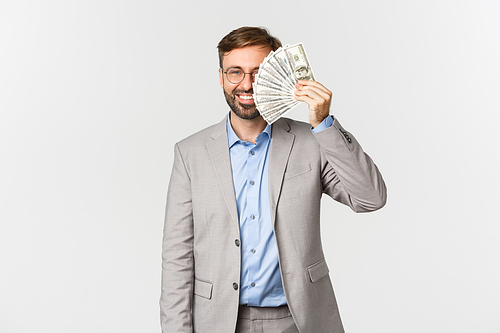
top-left (233, 283), bottom-right (238, 290)
top-left (235, 239), bottom-right (240, 247)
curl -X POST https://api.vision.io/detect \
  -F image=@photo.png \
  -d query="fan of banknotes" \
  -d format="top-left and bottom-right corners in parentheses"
top-left (253, 43), bottom-right (314, 124)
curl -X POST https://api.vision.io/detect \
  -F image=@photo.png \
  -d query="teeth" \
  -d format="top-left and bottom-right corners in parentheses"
top-left (239, 95), bottom-right (254, 100)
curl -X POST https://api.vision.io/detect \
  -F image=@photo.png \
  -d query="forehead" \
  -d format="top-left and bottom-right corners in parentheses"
top-left (222, 44), bottom-right (272, 68)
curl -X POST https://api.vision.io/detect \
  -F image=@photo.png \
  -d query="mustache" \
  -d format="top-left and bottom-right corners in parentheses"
top-left (233, 89), bottom-right (253, 95)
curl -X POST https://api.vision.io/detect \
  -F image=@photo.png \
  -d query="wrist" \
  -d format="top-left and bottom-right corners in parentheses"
top-left (311, 115), bottom-right (333, 133)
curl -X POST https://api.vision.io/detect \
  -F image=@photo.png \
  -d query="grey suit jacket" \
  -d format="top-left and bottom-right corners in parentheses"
top-left (160, 115), bottom-right (386, 333)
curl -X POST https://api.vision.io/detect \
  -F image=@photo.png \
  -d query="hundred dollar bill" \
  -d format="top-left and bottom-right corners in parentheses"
top-left (261, 105), bottom-right (299, 122)
top-left (266, 58), bottom-right (295, 91)
top-left (263, 104), bottom-right (299, 123)
top-left (259, 99), bottom-right (298, 114)
top-left (253, 91), bottom-right (289, 98)
top-left (259, 64), bottom-right (295, 91)
top-left (260, 51), bottom-right (296, 91)
top-left (269, 47), bottom-right (297, 85)
top-left (255, 69), bottom-right (292, 92)
top-left (257, 99), bottom-right (298, 115)
top-left (253, 43), bottom-right (315, 124)
top-left (253, 94), bottom-right (294, 107)
top-left (284, 43), bottom-right (315, 82)
top-left (262, 102), bottom-right (300, 124)
top-left (253, 94), bottom-right (295, 105)
top-left (253, 80), bottom-right (294, 96)
top-left (260, 104), bottom-right (299, 122)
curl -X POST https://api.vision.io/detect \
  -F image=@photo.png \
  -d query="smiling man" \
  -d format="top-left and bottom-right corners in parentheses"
top-left (160, 26), bottom-right (387, 333)
top-left (219, 44), bottom-right (269, 122)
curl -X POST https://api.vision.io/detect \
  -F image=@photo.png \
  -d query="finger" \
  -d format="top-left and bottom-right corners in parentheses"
top-left (295, 85), bottom-right (330, 102)
top-left (294, 94), bottom-right (330, 122)
top-left (293, 93), bottom-right (316, 105)
top-left (296, 80), bottom-right (332, 96)
top-left (296, 80), bottom-right (328, 91)
top-left (295, 84), bottom-right (332, 102)
top-left (294, 89), bottom-right (329, 107)
top-left (294, 89), bottom-right (325, 103)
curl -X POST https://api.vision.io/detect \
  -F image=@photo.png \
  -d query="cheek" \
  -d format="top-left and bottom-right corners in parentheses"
top-left (223, 84), bottom-right (235, 97)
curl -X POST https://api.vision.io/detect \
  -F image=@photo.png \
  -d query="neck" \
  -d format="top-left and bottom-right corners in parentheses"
top-left (229, 111), bottom-right (267, 144)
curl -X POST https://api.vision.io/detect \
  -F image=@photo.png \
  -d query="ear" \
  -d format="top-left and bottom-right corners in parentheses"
top-left (219, 68), bottom-right (224, 88)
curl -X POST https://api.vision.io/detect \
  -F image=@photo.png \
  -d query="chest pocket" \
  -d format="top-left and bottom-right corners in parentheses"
top-left (284, 163), bottom-right (311, 181)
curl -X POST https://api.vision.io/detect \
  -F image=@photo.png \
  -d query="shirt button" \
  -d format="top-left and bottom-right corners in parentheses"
top-left (235, 239), bottom-right (240, 247)
top-left (249, 181), bottom-right (255, 185)
top-left (250, 215), bottom-right (255, 220)
top-left (251, 283), bottom-right (255, 287)
top-left (242, 142), bottom-right (246, 146)
top-left (250, 151), bottom-right (255, 155)
top-left (251, 249), bottom-right (256, 253)
top-left (233, 283), bottom-right (239, 290)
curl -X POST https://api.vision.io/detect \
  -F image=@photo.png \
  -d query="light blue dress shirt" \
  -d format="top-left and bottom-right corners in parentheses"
top-left (226, 114), bottom-right (333, 306)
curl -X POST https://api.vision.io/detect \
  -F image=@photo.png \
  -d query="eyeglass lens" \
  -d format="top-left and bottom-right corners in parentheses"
top-left (226, 68), bottom-right (258, 84)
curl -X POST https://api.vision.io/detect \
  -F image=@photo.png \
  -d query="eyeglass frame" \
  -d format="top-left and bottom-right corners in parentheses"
top-left (222, 67), bottom-right (259, 84)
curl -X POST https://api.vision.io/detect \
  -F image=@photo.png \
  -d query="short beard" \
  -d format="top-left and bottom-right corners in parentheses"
top-left (223, 88), bottom-right (260, 120)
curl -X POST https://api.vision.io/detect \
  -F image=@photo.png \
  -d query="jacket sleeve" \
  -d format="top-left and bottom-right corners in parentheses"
top-left (314, 117), bottom-right (387, 212)
top-left (160, 142), bottom-right (194, 332)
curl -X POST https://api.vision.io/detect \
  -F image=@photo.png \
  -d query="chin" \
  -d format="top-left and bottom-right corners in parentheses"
top-left (233, 106), bottom-right (260, 120)
top-left (229, 100), bottom-right (261, 120)
top-left (224, 89), bottom-right (261, 120)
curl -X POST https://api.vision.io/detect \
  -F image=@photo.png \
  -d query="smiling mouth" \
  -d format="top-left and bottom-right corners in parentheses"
top-left (236, 94), bottom-right (254, 104)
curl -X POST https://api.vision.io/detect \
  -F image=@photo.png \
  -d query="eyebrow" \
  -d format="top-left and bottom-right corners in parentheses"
top-left (225, 66), bottom-right (260, 71)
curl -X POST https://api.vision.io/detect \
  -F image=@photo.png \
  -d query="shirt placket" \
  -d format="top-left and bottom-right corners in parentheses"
top-left (244, 140), bottom-right (262, 304)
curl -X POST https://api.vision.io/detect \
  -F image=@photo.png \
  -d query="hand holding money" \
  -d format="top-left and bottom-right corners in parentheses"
top-left (294, 80), bottom-right (332, 128)
top-left (253, 43), bottom-right (332, 125)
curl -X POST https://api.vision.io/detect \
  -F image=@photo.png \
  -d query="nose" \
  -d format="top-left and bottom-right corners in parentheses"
top-left (238, 73), bottom-right (254, 90)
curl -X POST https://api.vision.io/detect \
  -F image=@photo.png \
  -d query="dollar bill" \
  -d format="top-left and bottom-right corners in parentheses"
top-left (253, 94), bottom-right (296, 105)
top-left (262, 102), bottom-right (300, 124)
top-left (253, 80), bottom-right (294, 96)
top-left (255, 69), bottom-right (291, 92)
top-left (261, 102), bottom-right (299, 119)
top-left (269, 48), bottom-right (297, 85)
top-left (284, 43), bottom-right (315, 82)
top-left (253, 42), bottom-right (315, 124)
top-left (257, 99), bottom-right (298, 114)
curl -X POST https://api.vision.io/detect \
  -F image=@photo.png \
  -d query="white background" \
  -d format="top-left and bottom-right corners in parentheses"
top-left (1, 0), bottom-right (499, 332)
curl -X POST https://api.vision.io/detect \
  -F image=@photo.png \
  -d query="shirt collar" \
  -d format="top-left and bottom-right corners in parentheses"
top-left (226, 112), bottom-right (272, 148)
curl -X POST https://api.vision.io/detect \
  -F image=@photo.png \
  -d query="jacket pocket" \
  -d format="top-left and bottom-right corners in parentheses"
top-left (307, 258), bottom-right (330, 283)
top-left (194, 278), bottom-right (213, 299)
top-left (284, 163), bottom-right (311, 181)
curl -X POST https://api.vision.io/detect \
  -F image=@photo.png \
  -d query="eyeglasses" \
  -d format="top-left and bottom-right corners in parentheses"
top-left (222, 68), bottom-right (259, 84)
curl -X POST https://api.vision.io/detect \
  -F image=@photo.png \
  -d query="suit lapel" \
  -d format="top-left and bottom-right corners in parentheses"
top-left (206, 116), bottom-right (239, 229)
top-left (268, 119), bottom-right (295, 227)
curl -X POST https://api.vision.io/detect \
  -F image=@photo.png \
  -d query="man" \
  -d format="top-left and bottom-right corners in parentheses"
top-left (161, 26), bottom-right (387, 333)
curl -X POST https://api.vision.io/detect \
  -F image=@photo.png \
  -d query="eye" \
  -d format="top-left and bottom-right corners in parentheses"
top-left (228, 68), bottom-right (243, 75)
